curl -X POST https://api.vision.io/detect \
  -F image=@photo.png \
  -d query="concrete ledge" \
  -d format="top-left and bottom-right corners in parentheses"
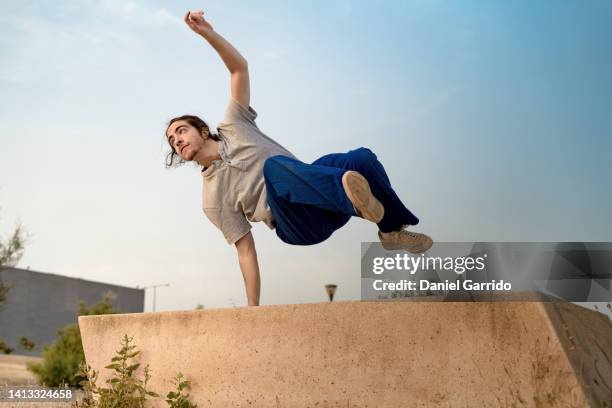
top-left (78, 301), bottom-right (612, 407)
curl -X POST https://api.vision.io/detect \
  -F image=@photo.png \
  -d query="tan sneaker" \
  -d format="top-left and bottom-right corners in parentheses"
top-left (378, 228), bottom-right (433, 254)
top-left (341, 171), bottom-right (385, 223)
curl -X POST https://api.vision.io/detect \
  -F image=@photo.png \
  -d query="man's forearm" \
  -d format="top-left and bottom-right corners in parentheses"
top-left (199, 29), bottom-right (247, 74)
top-left (237, 247), bottom-right (261, 306)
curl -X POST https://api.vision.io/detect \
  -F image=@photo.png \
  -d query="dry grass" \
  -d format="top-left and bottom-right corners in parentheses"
top-left (0, 355), bottom-right (41, 386)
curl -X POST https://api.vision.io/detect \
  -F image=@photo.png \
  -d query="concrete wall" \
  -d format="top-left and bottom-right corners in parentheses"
top-left (0, 267), bottom-right (144, 356)
top-left (79, 300), bottom-right (612, 407)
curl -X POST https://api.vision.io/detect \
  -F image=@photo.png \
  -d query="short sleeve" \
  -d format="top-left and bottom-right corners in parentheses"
top-left (204, 207), bottom-right (252, 245)
top-left (220, 97), bottom-right (258, 127)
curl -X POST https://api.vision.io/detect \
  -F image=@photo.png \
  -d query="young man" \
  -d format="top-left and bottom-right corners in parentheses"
top-left (165, 10), bottom-right (433, 306)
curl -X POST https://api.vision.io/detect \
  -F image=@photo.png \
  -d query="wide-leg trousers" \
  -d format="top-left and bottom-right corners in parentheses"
top-left (263, 147), bottom-right (419, 245)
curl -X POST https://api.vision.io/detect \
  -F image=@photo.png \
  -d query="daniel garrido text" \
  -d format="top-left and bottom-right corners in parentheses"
top-left (370, 253), bottom-right (512, 293)
top-left (373, 279), bottom-right (512, 291)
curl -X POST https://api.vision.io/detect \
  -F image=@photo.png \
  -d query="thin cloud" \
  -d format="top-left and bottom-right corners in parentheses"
top-left (0, 15), bottom-right (134, 82)
top-left (0, 1), bottom-right (181, 83)
top-left (408, 85), bottom-right (468, 121)
top-left (99, 0), bottom-right (181, 28)
top-left (263, 50), bottom-right (282, 60)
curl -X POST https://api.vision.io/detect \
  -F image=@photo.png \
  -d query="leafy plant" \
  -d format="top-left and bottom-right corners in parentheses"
top-left (74, 334), bottom-right (158, 408)
top-left (165, 373), bottom-right (197, 408)
top-left (73, 335), bottom-right (197, 408)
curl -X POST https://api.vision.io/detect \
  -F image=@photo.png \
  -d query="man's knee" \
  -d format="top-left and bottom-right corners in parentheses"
top-left (349, 147), bottom-right (377, 166)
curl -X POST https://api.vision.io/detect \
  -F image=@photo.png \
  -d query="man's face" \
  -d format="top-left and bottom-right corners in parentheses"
top-left (166, 120), bottom-right (207, 161)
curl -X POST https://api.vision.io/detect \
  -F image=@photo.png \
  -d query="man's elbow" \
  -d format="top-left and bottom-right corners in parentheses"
top-left (230, 59), bottom-right (248, 75)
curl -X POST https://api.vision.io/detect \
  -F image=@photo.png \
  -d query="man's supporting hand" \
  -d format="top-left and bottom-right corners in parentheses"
top-left (235, 231), bottom-right (261, 306)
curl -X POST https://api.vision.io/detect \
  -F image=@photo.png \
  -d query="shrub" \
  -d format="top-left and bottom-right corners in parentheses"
top-left (0, 339), bottom-right (13, 354)
top-left (28, 292), bottom-right (120, 386)
top-left (28, 324), bottom-right (86, 386)
top-left (19, 336), bottom-right (36, 351)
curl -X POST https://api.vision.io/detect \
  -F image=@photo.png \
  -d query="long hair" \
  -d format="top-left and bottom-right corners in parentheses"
top-left (164, 115), bottom-right (221, 168)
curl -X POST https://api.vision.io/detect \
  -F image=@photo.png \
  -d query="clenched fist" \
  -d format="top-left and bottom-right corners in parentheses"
top-left (184, 10), bottom-right (214, 35)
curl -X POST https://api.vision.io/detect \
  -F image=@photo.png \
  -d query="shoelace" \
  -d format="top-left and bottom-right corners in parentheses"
top-left (399, 230), bottom-right (420, 239)
top-left (381, 227), bottom-right (423, 240)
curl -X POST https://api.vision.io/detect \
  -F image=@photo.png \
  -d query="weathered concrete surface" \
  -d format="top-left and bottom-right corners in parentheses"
top-left (78, 301), bottom-right (612, 407)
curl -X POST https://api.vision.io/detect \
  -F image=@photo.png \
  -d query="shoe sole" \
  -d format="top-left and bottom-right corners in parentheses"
top-left (342, 171), bottom-right (384, 223)
top-left (379, 232), bottom-right (434, 254)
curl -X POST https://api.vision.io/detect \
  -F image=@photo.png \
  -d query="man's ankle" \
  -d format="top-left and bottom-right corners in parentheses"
top-left (379, 230), bottom-right (394, 238)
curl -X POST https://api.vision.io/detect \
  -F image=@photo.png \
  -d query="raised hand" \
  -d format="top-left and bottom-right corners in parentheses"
top-left (181, 8), bottom-right (250, 107)
top-left (184, 10), bottom-right (214, 35)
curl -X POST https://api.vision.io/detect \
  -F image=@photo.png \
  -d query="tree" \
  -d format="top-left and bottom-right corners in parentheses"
top-left (0, 223), bottom-right (26, 268)
top-left (0, 221), bottom-right (26, 308)
top-left (0, 212), bottom-right (28, 353)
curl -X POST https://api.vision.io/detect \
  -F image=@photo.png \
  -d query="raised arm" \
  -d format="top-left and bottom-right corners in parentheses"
top-left (184, 10), bottom-right (250, 108)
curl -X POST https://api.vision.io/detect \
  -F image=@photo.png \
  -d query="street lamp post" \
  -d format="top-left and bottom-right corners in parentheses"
top-left (142, 283), bottom-right (170, 312)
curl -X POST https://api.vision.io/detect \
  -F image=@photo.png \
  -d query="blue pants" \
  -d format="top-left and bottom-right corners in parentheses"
top-left (263, 147), bottom-right (420, 246)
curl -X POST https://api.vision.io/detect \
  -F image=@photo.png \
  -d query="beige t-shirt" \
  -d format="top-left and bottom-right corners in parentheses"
top-left (201, 98), bottom-right (298, 245)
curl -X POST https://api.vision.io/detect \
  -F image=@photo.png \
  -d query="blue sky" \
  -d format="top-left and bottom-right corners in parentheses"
top-left (0, 0), bottom-right (610, 311)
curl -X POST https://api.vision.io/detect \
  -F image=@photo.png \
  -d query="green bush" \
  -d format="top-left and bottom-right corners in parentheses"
top-left (19, 336), bottom-right (36, 351)
top-left (28, 292), bottom-right (120, 386)
top-left (0, 339), bottom-right (13, 354)
top-left (0, 336), bottom-right (35, 354)
top-left (28, 324), bottom-right (86, 386)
